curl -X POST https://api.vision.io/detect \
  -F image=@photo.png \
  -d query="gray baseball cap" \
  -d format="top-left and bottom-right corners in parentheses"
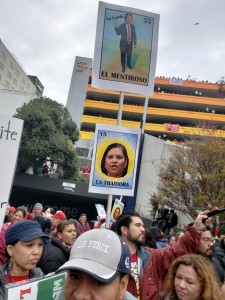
top-left (56, 229), bottom-right (131, 282)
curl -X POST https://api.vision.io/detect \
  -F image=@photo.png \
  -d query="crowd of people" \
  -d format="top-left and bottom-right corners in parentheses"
top-left (0, 203), bottom-right (225, 300)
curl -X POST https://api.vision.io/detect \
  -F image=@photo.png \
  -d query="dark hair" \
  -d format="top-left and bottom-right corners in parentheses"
top-left (145, 227), bottom-right (163, 248)
top-left (101, 143), bottom-right (129, 177)
top-left (57, 219), bottom-right (79, 236)
top-left (125, 13), bottom-right (133, 20)
top-left (115, 211), bottom-right (141, 236)
top-left (33, 216), bottom-right (52, 234)
top-left (46, 207), bottom-right (55, 214)
top-left (14, 206), bottom-right (27, 218)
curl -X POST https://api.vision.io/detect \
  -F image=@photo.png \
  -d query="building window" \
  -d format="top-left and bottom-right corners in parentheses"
top-left (7, 71), bottom-right (12, 79)
top-left (10, 62), bottom-right (14, 70)
top-left (5, 80), bottom-right (10, 88)
top-left (20, 86), bottom-right (24, 91)
top-left (26, 83), bottom-right (30, 90)
top-left (15, 69), bottom-right (20, 77)
top-left (13, 78), bottom-right (18, 85)
top-left (1, 52), bottom-right (6, 61)
top-left (0, 62), bottom-right (4, 70)
top-left (22, 77), bottom-right (26, 84)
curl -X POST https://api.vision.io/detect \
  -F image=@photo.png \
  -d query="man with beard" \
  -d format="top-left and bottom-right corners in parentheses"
top-left (115, 211), bottom-right (208, 300)
top-left (197, 228), bottom-right (225, 284)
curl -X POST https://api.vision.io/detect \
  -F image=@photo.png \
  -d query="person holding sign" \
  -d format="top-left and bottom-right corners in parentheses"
top-left (114, 13), bottom-right (137, 73)
top-left (101, 143), bottom-right (129, 178)
top-left (0, 220), bottom-right (49, 299)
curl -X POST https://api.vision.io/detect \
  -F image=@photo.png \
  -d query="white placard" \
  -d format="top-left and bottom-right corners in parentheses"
top-left (95, 204), bottom-right (106, 219)
top-left (92, 1), bottom-right (160, 96)
top-left (6, 273), bottom-right (66, 299)
top-left (0, 114), bottom-right (23, 228)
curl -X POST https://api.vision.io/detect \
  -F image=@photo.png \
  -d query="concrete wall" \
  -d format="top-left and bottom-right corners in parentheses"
top-left (0, 89), bottom-right (35, 116)
top-left (135, 134), bottom-right (193, 226)
top-left (66, 56), bottom-right (92, 129)
top-left (136, 135), bottom-right (172, 218)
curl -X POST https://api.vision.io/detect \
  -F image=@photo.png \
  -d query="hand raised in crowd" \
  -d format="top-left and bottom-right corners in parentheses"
top-left (193, 210), bottom-right (210, 232)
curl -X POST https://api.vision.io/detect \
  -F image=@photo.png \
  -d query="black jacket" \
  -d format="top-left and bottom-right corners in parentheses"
top-left (37, 238), bottom-right (70, 275)
top-left (211, 246), bottom-right (225, 283)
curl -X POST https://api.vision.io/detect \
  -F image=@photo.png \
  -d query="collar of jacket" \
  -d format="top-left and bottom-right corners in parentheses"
top-left (136, 246), bottom-right (152, 267)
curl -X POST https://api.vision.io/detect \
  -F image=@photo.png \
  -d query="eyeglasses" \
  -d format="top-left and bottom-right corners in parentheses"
top-left (201, 237), bottom-right (214, 244)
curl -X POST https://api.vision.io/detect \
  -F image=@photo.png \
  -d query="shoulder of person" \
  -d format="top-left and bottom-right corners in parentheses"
top-left (31, 267), bottom-right (44, 278)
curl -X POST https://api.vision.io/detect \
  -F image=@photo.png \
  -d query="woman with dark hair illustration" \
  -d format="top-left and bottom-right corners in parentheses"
top-left (101, 143), bottom-right (129, 178)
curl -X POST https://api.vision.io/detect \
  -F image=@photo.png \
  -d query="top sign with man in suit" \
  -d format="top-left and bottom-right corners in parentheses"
top-left (92, 1), bottom-right (160, 96)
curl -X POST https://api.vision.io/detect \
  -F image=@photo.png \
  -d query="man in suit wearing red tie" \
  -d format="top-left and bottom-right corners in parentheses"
top-left (114, 13), bottom-right (137, 73)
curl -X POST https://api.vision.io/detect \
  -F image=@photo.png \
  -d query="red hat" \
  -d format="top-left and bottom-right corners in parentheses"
top-left (9, 207), bottom-right (16, 212)
top-left (26, 213), bottom-right (33, 220)
top-left (52, 211), bottom-right (66, 221)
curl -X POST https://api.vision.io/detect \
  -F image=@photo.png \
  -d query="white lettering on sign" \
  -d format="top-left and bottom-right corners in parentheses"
top-left (0, 120), bottom-right (18, 140)
top-left (52, 279), bottom-right (63, 299)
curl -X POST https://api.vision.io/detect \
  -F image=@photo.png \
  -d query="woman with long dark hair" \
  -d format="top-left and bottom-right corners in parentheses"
top-left (101, 143), bottom-right (129, 178)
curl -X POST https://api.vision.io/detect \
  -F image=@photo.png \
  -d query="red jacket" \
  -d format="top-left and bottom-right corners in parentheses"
top-left (77, 221), bottom-right (91, 234)
top-left (127, 226), bottom-right (201, 300)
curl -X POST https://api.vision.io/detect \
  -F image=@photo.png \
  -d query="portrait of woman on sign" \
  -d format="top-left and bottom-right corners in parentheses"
top-left (101, 143), bottom-right (129, 178)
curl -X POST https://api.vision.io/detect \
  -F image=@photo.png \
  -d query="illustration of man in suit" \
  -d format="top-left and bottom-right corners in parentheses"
top-left (114, 13), bottom-right (137, 73)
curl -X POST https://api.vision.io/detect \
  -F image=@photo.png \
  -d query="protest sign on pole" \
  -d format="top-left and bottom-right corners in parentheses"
top-left (88, 124), bottom-right (141, 196)
top-left (95, 204), bottom-right (106, 219)
top-left (110, 198), bottom-right (124, 223)
top-left (0, 114), bottom-right (23, 228)
top-left (92, 1), bottom-right (160, 96)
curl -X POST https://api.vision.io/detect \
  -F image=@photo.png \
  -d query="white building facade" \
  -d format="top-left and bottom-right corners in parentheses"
top-left (0, 39), bottom-right (37, 94)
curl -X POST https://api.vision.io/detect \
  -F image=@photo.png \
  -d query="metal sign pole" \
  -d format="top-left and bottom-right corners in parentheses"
top-left (105, 91), bottom-right (124, 228)
top-left (141, 97), bottom-right (149, 133)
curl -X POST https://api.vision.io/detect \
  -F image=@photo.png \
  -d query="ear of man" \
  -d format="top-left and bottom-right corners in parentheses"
top-left (119, 274), bottom-right (129, 300)
top-left (120, 225), bottom-right (128, 236)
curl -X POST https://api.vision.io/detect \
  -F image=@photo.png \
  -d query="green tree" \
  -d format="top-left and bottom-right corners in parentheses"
top-left (14, 97), bottom-right (79, 179)
top-left (151, 135), bottom-right (225, 233)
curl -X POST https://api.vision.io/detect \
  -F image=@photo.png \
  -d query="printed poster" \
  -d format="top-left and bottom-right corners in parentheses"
top-left (0, 114), bottom-right (23, 229)
top-left (110, 199), bottom-right (124, 223)
top-left (92, 1), bottom-right (160, 96)
top-left (6, 273), bottom-right (66, 300)
top-left (88, 125), bottom-right (141, 196)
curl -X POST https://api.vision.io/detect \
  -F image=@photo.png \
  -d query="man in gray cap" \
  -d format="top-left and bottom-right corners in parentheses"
top-left (56, 229), bottom-right (137, 300)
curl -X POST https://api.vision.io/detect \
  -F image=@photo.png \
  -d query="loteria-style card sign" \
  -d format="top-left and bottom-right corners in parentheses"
top-left (92, 1), bottom-right (160, 96)
top-left (6, 272), bottom-right (66, 300)
top-left (110, 198), bottom-right (124, 223)
top-left (0, 114), bottom-right (23, 229)
top-left (89, 124), bottom-right (141, 196)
